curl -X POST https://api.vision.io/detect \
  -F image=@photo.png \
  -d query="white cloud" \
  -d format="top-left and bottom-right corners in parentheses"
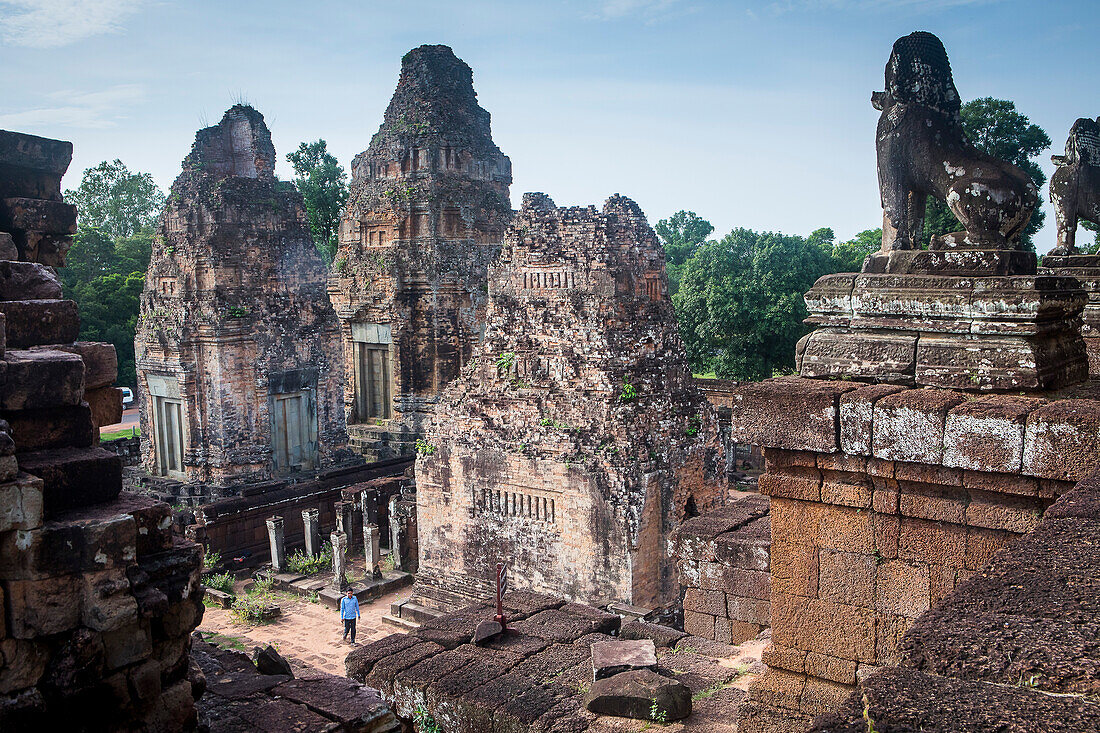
top-left (766, 0), bottom-right (1000, 12)
top-left (0, 0), bottom-right (147, 48)
top-left (0, 84), bottom-right (146, 129)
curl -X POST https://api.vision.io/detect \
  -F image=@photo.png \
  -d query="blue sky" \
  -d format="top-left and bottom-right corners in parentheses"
top-left (1, 0), bottom-right (1097, 251)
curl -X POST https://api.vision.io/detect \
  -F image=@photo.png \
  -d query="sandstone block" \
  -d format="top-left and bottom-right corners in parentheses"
top-left (1022, 399), bottom-right (1100, 481)
top-left (4, 574), bottom-right (82, 637)
top-left (0, 348), bottom-right (84, 410)
top-left (729, 377), bottom-right (856, 453)
top-left (684, 588), bottom-right (726, 617)
top-left (2, 403), bottom-right (95, 452)
top-left (897, 516), bottom-right (966, 569)
top-left (0, 232), bottom-right (17, 261)
top-left (0, 638), bottom-right (49, 694)
top-left (0, 197), bottom-right (77, 234)
top-left (18, 446), bottom-right (122, 517)
top-left (85, 386), bottom-right (123, 429)
top-left (874, 613), bottom-right (915, 666)
top-left (719, 567), bottom-right (771, 601)
top-left (800, 328), bottom-right (917, 382)
top-left (51, 342), bottom-right (117, 389)
top-left (875, 560), bottom-right (931, 619)
top-left (19, 231), bottom-right (73, 267)
top-left (591, 639), bottom-right (657, 680)
top-left (800, 676), bottom-right (855, 716)
top-left (102, 621), bottom-right (152, 670)
top-left (961, 470), bottom-right (1039, 497)
top-left (0, 131), bottom-right (70, 196)
top-left (0, 299), bottom-right (79, 348)
top-left (683, 610), bottom-right (715, 639)
top-left (727, 595), bottom-right (770, 625)
top-left (820, 478), bottom-right (872, 508)
top-left (898, 482), bottom-right (967, 524)
top-left (747, 667), bottom-right (807, 711)
top-left (584, 668), bottom-right (691, 722)
top-left (839, 384), bottom-right (908, 456)
top-left (964, 489), bottom-right (1043, 534)
top-left (82, 568), bottom-right (138, 631)
top-left (770, 539), bottom-right (820, 599)
top-left (872, 512), bottom-right (900, 559)
top-left (0, 261), bottom-right (62, 300)
top-left (728, 620), bottom-right (765, 645)
top-left (873, 388), bottom-right (966, 464)
top-left (817, 505), bottom-right (874, 553)
top-left (759, 469), bottom-right (821, 502)
top-left (943, 395), bottom-right (1042, 473)
top-left (619, 620), bottom-right (687, 648)
top-left (965, 527), bottom-right (1012, 571)
top-left (0, 472), bottom-right (43, 532)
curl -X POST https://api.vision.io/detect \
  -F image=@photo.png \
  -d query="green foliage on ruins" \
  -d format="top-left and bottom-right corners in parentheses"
top-left (923, 98), bottom-right (1051, 250)
top-left (61, 159), bottom-right (163, 391)
top-left (287, 139), bottom-right (348, 262)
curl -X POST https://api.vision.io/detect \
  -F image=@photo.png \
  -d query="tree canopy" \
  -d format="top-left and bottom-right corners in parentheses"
top-left (924, 97), bottom-right (1051, 249)
top-left (287, 140), bottom-right (348, 262)
top-left (64, 159), bottom-right (165, 239)
top-left (61, 161), bottom-right (164, 391)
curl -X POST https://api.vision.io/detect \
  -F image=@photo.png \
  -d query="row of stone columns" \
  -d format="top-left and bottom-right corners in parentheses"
top-left (265, 502), bottom-right (384, 587)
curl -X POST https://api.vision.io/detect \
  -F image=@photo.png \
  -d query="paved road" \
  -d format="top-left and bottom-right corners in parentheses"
top-left (101, 407), bottom-right (139, 434)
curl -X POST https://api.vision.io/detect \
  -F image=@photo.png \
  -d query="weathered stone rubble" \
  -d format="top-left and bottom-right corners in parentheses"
top-left (193, 637), bottom-right (400, 732)
top-left (799, 32), bottom-right (1087, 391)
top-left (809, 471), bottom-right (1100, 732)
top-left (346, 591), bottom-right (756, 732)
top-left (672, 494), bottom-right (770, 645)
top-left (412, 193), bottom-right (726, 611)
top-left (136, 105), bottom-right (350, 490)
top-left (0, 130), bottom-right (204, 730)
top-left (329, 44), bottom-right (512, 460)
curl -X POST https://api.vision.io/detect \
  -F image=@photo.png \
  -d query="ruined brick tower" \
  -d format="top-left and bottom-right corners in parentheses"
top-left (135, 105), bottom-right (349, 489)
top-left (413, 193), bottom-right (727, 611)
top-left (329, 44), bottom-right (512, 460)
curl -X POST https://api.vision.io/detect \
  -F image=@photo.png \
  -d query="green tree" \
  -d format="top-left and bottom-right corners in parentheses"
top-left (655, 211), bottom-right (714, 295)
top-left (64, 159), bottom-right (165, 238)
top-left (287, 140), bottom-right (348, 262)
top-left (924, 98), bottom-right (1051, 250)
top-left (673, 228), bottom-right (835, 381)
top-left (830, 228), bottom-right (881, 272)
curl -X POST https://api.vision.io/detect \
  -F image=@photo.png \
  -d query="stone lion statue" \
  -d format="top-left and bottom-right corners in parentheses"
top-left (1048, 117), bottom-right (1100, 255)
top-left (871, 31), bottom-right (1037, 253)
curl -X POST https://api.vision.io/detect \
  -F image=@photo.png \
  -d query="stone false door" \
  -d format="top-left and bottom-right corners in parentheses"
top-left (269, 369), bottom-right (320, 473)
top-left (147, 374), bottom-right (186, 479)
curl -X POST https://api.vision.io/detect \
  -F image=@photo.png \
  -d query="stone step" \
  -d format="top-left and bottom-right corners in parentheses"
top-left (0, 260), bottom-right (62, 300)
top-left (391, 597), bottom-right (442, 624)
top-left (18, 446), bottom-right (122, 518)
top-left (1, 348), bottom-right (84, 410)
top-left (381, 613), bottom-right (420, 631)
top-left (0, 299), bottom-right (79, 348)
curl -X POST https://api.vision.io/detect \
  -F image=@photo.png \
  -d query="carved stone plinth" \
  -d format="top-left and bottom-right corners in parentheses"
top-left (798, 273), bottom-right (1087, 391)
top-left (862, 248), bottom-right (1036, 276)
top-left (1042, 253), bottom-right (1100, 377)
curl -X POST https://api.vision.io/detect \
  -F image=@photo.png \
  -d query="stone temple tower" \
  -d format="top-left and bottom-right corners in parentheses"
top-left (135, 105), bottom-right (350, 491)
top-left (413, 193), bottom-right (728, 612)
top-left (329, 44), bottom-right (512, 460)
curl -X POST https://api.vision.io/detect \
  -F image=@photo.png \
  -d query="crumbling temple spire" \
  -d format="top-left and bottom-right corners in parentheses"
top-left (412, 192), bottom-right (727, 612)
top-left (135, 105), bottom-right (350, 491)
top-left (329, 44), bottom-right (512, 460)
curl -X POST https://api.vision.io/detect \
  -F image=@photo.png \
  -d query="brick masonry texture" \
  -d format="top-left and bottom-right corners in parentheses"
top-left (0, 130), bottom-right (205, 730)
top-left (329, 44), bottom-right (512, 461)
top-left (672, 494), bottom-right (771, 644)
top-left (135, 105), bottom-right (351, 489)
top-left (412, 192), bottom-right (726, 612)
top-left (810, 471), bottom-right (1100, 731)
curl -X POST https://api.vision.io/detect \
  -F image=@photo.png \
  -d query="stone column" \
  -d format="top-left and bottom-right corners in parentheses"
top-left (388, 494), bottom-right (402, 570)
top-left (364, 522), bottom-right (382, 579)
top-left (302, 507), bottom-right (320, 557)
top-left (266, 516), bottom-right (285, 573)
top-left (362, 489), bottom-right (379, 526)
top-left (330, 530), bottom-right (349, 591)
top-left (334, 500), bottom-right (355, 550)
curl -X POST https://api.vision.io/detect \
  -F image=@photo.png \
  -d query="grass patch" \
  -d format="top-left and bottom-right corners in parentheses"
top-left (100, 426), bottom-right (140, 441)
top-left (203, 631), bottom-right (250, 652)
top-left (286, 542), bottom-right (333, 575)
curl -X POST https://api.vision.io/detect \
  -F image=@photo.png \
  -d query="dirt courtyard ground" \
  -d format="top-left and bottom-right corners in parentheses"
top-left (198, 584), bottom-right (409, 676)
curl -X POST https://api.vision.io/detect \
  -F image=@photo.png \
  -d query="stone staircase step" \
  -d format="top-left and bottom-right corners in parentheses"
top-left (381, 613), bottom-right (420, 631)
top-left (1, 348), bottom-right (84, 410)
top-left (391, 597), bottom-right (442, 624)
top-left (0, 299), bottom-right (78, 348)
top-left (18, 446), bottom-right (122, 518)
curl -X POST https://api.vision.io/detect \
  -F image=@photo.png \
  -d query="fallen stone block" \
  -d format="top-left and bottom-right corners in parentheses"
top-left (584, 668), bottom-right (691, 721)
top-left (619, 619), bottom-right (688, 648)
top-left (591, 638), bottom-right (657, 680)
top-left (252, 644), bottom-right (293, 677)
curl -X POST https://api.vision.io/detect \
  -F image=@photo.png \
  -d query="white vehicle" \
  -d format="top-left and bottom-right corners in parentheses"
top-left (120, 387), bottom-right (135, 406)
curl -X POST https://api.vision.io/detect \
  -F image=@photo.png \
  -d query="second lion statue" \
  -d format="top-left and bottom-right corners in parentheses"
top-left (871, 31), bottom-right (1037, 257)
top-left (1049, 117), bottom-right (1100, 256)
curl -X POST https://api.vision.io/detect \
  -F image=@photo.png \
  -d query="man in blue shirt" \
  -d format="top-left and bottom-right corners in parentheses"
top-left (340, 588), bottom-right (360, 644)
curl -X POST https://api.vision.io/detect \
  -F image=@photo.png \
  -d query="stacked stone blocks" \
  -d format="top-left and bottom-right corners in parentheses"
top-left (0, 130), bottom-right (204, 729)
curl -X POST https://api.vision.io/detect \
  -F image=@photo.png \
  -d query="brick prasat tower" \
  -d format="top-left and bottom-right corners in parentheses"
top-left (135, 105), bottom-right (350, 492)
top-left (412, 193), bottom-right (727, 612)
top-left (329, 45), bottom-right (512, 460)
